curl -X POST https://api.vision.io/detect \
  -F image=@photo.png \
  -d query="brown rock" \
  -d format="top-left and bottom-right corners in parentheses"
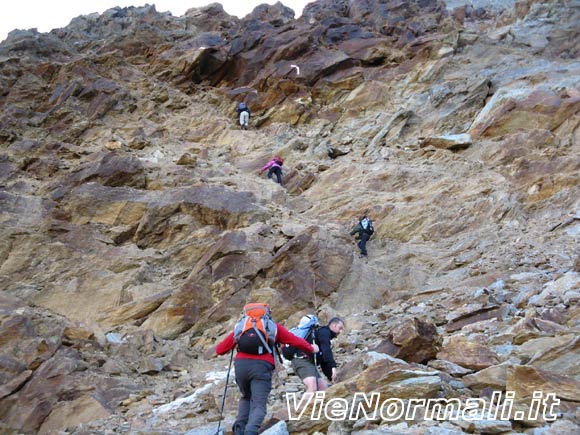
top-left (62, 325), bottom-right (95, 342)
top-left (59, 183), bottom-right (149, 226)
top-left (0, 313), bottom-right (63, 370)
top-left (531, 420), bottom-right (580, 435)
top-left (184, 3), bottom-right (239, 32)
top-left (0, 369), bottom-right (33, 400)
top-left (38, 395), bottom-right (111, 435)
top-left (507, 365), bottom-right (580, 403)
top-left (265, 226), bottom-right (353, 315)
top-left (289, 359), bottom-right (441, 434)
top-left (511, 315), bottom-right (570, 345)
top-left (427, 359), bottom-right (473, 376)
top-left (352, 360), bottom-right (441, 398)
top-left (445, 305), bottom-right (505, 333)
top-left (419, 133), bottom-right (472, 151)
top-left (284, 169), bottom-right (317, 195)
top-left (176, 152), bottom-right (198, 166)
top-left (372, 317), bottom-right (440, 363)
top-left (133, 186), bottom-right (269, 248)
top-left (141, 281), bottom-right (213, 339)
top-left (463, 364), bottom-right (509, 392)
top-left (137, 356), bottom-right (164, 374)
top-left (65, 151), bottom-right (147, 189)
top-left (189, 231), bottom-right (273, 281)
top-left (470, 86), bottom-right (580, 138)
top-left (98, 290), bottom-right (172, 328)
top-left (437, 336), bottom-right (502, 370)
top-left (104, 140), bottom-right (123, 150)
top-left (526, 335), bottom-right (580, 378)
top-left (1, 347), bottom-right (89, 433)
top-left (61, 325), bottom-right (100, 350)
top-left (244, 2), bottom-right (295, 27)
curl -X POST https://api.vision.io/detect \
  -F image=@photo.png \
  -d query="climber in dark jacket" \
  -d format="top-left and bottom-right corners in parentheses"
top-left (316, 317), bottom-right (345, 383)
top-left (350, 215), bottom-right (374, 257)
top-left (291, 317), bottom-right (345, 393)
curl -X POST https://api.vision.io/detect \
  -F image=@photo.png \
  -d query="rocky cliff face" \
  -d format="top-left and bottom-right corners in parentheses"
top-left (1, 1), bottom-right (579, 434)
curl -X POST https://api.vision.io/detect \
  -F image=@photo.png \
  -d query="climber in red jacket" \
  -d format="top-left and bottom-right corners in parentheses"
top-left (216, 316), bottom-right (317, 435)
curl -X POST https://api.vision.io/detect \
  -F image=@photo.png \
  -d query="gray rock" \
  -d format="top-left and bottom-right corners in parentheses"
top-left (261, 421), bottom-right (289, 435)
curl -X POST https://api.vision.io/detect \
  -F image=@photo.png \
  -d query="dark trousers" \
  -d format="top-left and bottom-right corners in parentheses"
top-left (267, 166), bottom-right (282, 184)
top-left (233, 359), bottom-right (273, 435)
top-left (357, 232), bottom-right (370, 256)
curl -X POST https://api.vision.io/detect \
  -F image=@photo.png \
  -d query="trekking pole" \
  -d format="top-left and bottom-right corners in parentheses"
top-left (312, 330), bottom-right (319, 392)
top-left (215, 348), bottom-right (234, 435)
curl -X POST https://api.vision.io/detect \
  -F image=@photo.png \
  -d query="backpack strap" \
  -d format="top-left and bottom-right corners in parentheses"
top-left (274, 343), bottom-right (284, 364)
top-left (251, 318), bottom-right (273, 354)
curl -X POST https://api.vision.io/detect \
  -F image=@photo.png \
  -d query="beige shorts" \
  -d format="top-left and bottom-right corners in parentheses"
top-left (291, 357), bottom-right (321, 380)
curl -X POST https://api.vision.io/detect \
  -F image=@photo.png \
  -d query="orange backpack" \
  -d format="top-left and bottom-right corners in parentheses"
top-left (233, 303), bottom-right (278, 355)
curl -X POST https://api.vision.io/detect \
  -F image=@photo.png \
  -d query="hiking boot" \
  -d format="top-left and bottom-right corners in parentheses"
top-left (232, 423), bottom-right (244, 435)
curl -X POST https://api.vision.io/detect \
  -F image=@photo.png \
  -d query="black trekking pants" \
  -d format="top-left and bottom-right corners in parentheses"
top-left (358, 232), bottom-right (370, 256)
top-left (233, 359), bottom-right (273, 435)
top-left (267, 166), bottom-right (282, 184)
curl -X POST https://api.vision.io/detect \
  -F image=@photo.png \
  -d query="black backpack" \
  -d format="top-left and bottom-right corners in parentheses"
top-left (233, 303), bottom-right (277, 355)
top-left (281, 315), bottom-right (320, 361)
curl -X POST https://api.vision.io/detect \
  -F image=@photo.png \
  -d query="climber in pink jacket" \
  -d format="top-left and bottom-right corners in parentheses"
top-left (259, 156), bottom-right (284, 184)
